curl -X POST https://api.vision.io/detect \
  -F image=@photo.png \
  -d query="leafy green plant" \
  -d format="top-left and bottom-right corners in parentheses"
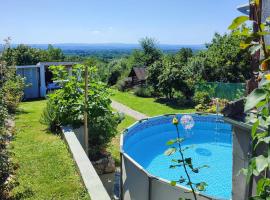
top-left (229, 0), bottom-right (270, 198)
top-left (44, 64), bottom-right (121, 160)
top-left (193, 91), bottom-right (211, 106)
top-left (165, 116), bottom-right (208, 200)
top-left (134, 85), bottom-right (153, 97)
top-left (2, 74), bottom-right (26, 113)
top-left (40, 99), bottom-right (60, 132)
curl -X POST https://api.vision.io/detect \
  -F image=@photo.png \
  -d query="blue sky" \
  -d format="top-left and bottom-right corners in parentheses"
top-left (0, 0), bottom-right (246, 44)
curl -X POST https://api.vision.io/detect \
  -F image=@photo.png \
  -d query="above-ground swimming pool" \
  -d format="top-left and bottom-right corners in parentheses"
top-left (120, 114), bottom-right (232, 200)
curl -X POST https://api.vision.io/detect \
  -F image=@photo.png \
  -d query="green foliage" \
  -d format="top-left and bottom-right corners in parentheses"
top-left (0, 50), bottom-right (25, 198)
top-left (186, 33), bottom-right (251, 83)
top-left (2, 44), bottom-right (65, 66)
top-left (0, 93), bottom-right (9, 196)
top-left (107, 58), bottom-right (130, 86)
top-left (40, 99), bottom-right (60, 132)
top-left (230, 1), bottom-right (270, 199)
top-left (43, 64), bottom-right (120, 159)
top-left (195, 98), bottom-right (228, 113)
top-left (158, 54), bottom-right (194, 99)
top-left (147, 48), bottom-right (194, 99)
top-left (166, 116), bottom-right (208, 200)
top-left (193, 91), bottom-right (211, 105)
top-left (139, 37), bottom-right (162, 67)
top-left (134, 85), bottom-right (154, 97)
top-left (2, 73), bottom-right (26, 113)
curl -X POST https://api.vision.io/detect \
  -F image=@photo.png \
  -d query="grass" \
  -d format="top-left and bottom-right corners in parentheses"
top-left (107, 114), bottom-right (136, 166)
top-left (111, 89), bottom-right (195, 116)
top-left (11, 100), bottom-right (90, 200)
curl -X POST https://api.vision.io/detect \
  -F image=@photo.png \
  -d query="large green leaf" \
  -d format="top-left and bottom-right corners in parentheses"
top-left (245, 89), bottom-right (267, 112)
top-left (252, 120), bottom-right (259, 139)
top-left (255, 155), bottom-right (268, 174)
top-left (255, 136), bottom-right (270, 149)
top-left (228, 16), bottom-right (250, 30)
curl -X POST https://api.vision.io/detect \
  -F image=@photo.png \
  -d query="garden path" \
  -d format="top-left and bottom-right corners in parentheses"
top-left (111, 100), bottom-right (148, 120)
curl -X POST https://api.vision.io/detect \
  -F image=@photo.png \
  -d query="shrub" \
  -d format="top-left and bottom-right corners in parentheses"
top-left (134, 85), bottom-right (153, 97)
top-left (193, 91), bottom-right (211, 105)
top-left (40, 99), bottom-right (61, 132)
top-left (43, 64), bottom-right (121, 160)
top-left (174, 91), bottom-right (193, 106)
top-left (116, 79), bottom-right (127, 92)
top-left (195, 98), bottom-right (229, 113)
top-left (2, 75), bottom-right (25, 113)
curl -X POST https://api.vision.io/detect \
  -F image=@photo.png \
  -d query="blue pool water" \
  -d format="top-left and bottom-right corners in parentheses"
top-left (123, 114), bottom-right (232, 200)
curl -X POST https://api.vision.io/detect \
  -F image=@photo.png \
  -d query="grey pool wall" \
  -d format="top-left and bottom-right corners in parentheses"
top-left (224, 117), bottom-right (269, 200)
top-left (120, 115), bottom-right (219, 200)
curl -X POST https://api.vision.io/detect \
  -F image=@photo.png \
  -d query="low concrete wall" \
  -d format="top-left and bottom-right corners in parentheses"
top-left (61, 126), bottom-right (111, 200)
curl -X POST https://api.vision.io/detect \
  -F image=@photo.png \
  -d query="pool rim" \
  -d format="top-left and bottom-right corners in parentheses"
top-left (120, 113), bottom-right (230, 200)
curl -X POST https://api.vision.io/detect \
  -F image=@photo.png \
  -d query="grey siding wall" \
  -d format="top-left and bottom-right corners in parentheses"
top-left (16, 66), bottom-right (40, 99)
top-left (262, 0), bottom-right (270, 45)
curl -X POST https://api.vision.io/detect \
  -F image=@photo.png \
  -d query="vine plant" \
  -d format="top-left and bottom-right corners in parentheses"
top-left (229, 0), bottom-right (270, 199)
top-left (165, 116), bottom-right (208, 200)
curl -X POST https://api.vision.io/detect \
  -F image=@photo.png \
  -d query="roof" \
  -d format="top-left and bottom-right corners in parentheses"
top-left (130, 67), bottom-right (147, 81)
top-left (237, 3), bottom-right (250, 15)
top-left (37, 62), bottom-right (79, 66)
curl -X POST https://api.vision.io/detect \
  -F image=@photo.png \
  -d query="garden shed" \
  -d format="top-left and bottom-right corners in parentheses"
top-left (16, 61), bottom-right (78, 99)
top-left (127, 67), bottom-right (147, 86)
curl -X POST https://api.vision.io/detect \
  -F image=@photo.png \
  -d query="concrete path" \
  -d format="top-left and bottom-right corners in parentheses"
top-left (111, 100), bottom-right (148, 120)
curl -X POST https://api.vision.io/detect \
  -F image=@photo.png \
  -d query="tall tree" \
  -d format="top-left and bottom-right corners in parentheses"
top-left (187, 33), bottom-right (251, 83)
top-left (139, 37), bottom-right (162, 67)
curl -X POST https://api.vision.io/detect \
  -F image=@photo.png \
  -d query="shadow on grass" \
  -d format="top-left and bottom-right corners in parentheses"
top-left (22, 97), bottom-right (45, 102)
top-left (15, 109), bottom-right (30, 116)
top-left (154, 98), bottom-right (194, 110)
top-left (12, 187), bottom-right (35, 200)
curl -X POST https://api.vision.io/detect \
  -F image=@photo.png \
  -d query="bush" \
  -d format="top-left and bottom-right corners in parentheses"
top-left (2, 76), bottom-right (25, 113)
top-left (43, 64), bottom-right (121, 160)
top-left (195, 98), bottom-right (229, 113)
top-left (193, 91), bottom-right (211, 105)
top-left (134, 85), bottom-right (153, 97)
top-left (40, 99), bottom-right (60, 132)
top-left (174, 91), bottom-right (193, 106)
top-left (116, 79), bottom-right (127, 92)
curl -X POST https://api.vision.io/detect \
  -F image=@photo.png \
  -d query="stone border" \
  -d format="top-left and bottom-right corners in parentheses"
top-left (61, 126), bottom-right (111, 200)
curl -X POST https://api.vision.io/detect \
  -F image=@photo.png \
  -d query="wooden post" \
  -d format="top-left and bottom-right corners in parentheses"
top-left (84, 65), bottom-right (89, 155)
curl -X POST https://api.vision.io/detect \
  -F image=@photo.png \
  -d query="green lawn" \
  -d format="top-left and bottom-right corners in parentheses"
top-left (108, 114), bottom-right (136, 166)
top-left (11, 100), bottom-right (90, 200)
top-left (111, 89), bottom-right (195, 116)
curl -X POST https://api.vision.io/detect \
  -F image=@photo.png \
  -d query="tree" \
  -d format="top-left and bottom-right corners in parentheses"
top-left (107, 58), bottom-right (130, 85)
top-left (46, 44), bottom-right (65, 61)
top-left (187, 33), bottom-right (251, 83)
top-left (139, 37), bottom-right (162, 67)
top-left (1, 44), bottom-right (65, 66)
top-left (175, 48), bottom-right (193, 64)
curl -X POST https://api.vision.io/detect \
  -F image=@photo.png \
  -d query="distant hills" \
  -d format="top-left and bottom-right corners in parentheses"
top-left (0, 43), bottom-right (206, 59)
top-left (1, 43), bottom-right (206, 51)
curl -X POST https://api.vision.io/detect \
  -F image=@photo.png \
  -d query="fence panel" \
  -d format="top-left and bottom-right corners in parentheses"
top-left (195, 82), bottom-right (246, 101)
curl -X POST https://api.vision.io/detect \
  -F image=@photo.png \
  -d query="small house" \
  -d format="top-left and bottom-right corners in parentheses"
top-left (127, 67), bottom-right (147, 86)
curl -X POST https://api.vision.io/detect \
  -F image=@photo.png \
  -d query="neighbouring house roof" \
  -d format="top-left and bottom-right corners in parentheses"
top-left (37, 61), bottom-right (79, 66)
top-left (237, 3), bottom-right (250, 15)
top-left (129, 67), bottom-right (147, 81)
